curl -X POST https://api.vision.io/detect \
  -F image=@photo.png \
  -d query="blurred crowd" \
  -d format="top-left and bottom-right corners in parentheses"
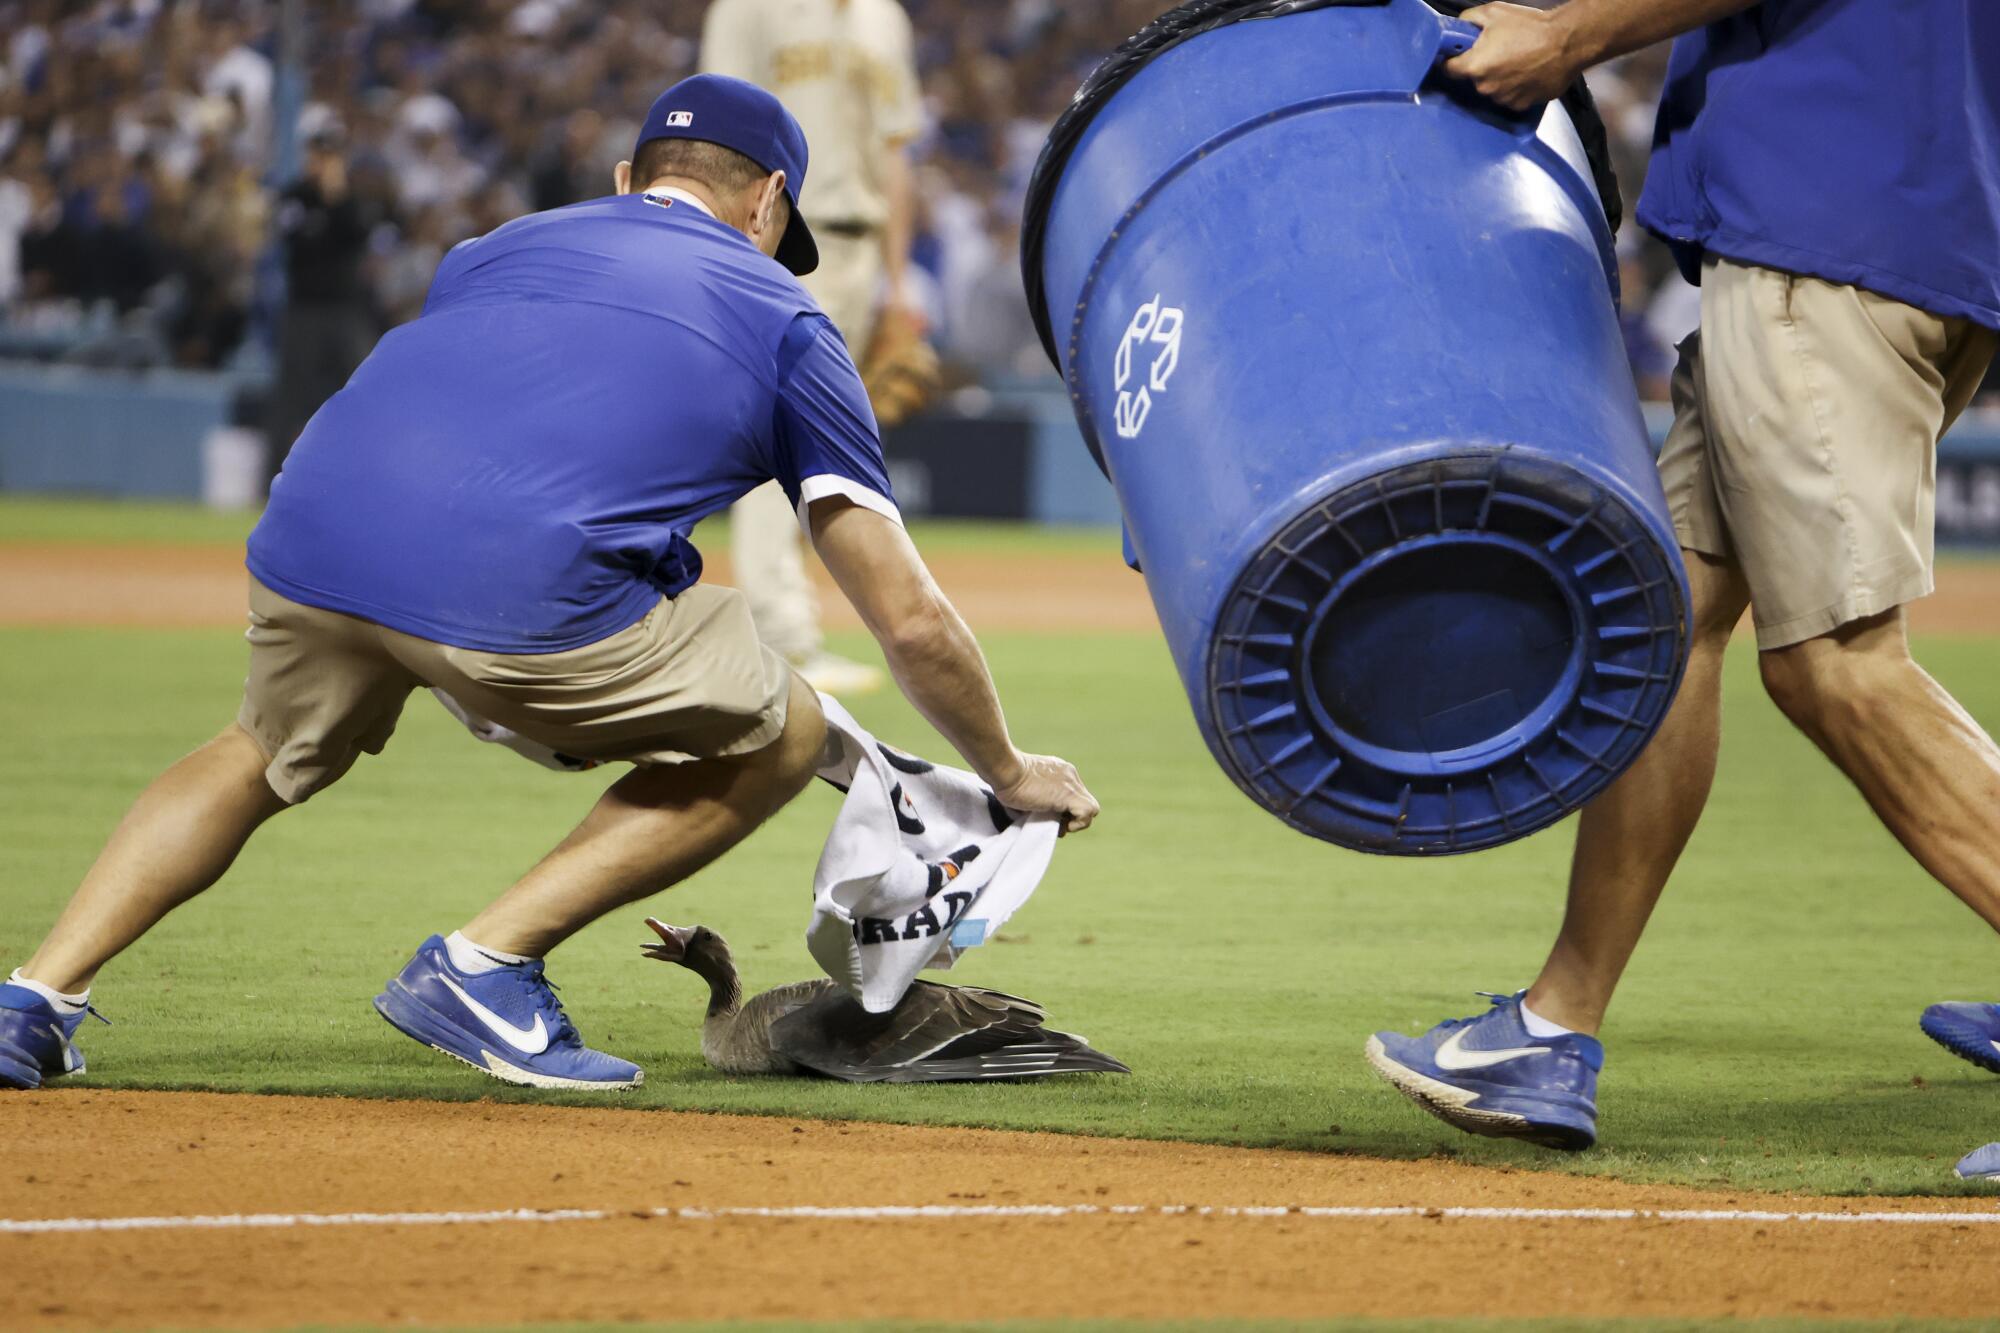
top-left (0, 0), bottom-right (1962, 402)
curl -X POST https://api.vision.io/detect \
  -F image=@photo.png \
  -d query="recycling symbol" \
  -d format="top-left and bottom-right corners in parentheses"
top-left (1112, 295), bottom-right (1185, 440)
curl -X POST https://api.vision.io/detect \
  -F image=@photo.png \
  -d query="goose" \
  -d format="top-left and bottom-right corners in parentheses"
top-left (640, 917), bottom-right (1130, 1082)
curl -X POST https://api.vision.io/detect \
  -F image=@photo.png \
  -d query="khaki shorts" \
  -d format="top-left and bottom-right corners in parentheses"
top-left (238, 578), bottom-right (792, 804)
top-left (1659, 257), bottom-right (1998, 649)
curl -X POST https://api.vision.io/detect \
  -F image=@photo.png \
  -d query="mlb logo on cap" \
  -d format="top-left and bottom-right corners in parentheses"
top-left (633, 73), bottom-right (819, 276)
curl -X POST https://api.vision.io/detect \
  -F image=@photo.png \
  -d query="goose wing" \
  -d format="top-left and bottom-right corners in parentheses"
top-left (768, 982), bottom-right (1005, 1080)
top-left (768, 982), bottom-right (1128, 1083)
top-left (877, 1029), bottom-right (1132, 1082)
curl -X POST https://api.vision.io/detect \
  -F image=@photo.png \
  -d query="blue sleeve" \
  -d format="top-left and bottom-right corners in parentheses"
top-left (771, 314), bottom-right (899, 523)
top-left (419, 237), bottom-right (480, 317)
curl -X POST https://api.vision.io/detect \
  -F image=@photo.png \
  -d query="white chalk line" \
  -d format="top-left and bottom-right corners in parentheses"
top-left (5, 1201), bottom-right (1999, 1236)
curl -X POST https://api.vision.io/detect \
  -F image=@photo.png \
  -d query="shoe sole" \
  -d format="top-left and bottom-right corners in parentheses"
top-left (1921, 1009), bottom-right (2000, 1075)
top-left (1364, 1035), bottom-right (1594, 1152)
top-left (373, 987), bottom-right (642, 1092)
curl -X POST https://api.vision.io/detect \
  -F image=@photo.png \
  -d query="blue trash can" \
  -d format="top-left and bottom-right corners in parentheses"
top-left (1022, 0), bottom-right (1689, 854)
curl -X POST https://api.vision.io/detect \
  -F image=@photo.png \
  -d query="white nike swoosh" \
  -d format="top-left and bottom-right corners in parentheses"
top-left (1433, 1027), bottom-right (1549, 1072)
top-left (439, 976), bottom-right (549, 1055)
top-left (1991, 1040), bottom-right (2000, 1058)
top-left (46, 1025), bottom-right (76, 1073)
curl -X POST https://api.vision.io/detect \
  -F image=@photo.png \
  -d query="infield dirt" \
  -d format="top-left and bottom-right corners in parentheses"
top-left (5, 1090), bottom-right (1999, 1330)
top-left (4, 540), bottom-right (2000, 636)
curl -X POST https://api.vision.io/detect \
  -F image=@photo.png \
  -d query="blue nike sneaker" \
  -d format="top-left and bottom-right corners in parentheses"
top-left (0, 983), bottom-right (105, 1090)
top-left (1366, 992), bottom-right (1602, 1151)
top-left (1921, 1002), bottom-right (2000, 1075)
top-left (1956, 1143), bottom-right (2000, 1181)
top-left (374, 936), bottom-right (642, 1091)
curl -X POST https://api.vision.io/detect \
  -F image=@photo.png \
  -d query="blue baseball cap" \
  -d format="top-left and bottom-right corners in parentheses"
top-left (633, 73), bottom-right (818, 276)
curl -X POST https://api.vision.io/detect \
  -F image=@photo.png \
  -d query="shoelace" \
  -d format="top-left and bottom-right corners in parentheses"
top-left (1430, 991), bottom-right (1516, 1036)
top-left (519, 964), bottom-right (580, 1049)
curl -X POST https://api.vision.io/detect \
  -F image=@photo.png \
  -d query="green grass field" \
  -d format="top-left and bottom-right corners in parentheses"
top-left (3, 498), bottom-right (1998, 1198)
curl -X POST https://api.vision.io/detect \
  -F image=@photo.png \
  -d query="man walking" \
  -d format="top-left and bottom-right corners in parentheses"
top-left (1369, 0), bottom-right (2000, 1149)
top-left (701, 0), bottom-right (925, 696)
top-left (0, 76), bottom-right (1096, 1094)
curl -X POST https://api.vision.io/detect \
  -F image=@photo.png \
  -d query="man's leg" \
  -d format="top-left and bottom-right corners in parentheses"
top-left (1759, 609), bottom-right (2000, 1075)
top-left (21, 725), bottom-right (289, 994)
top-left (1758, 611), bottom-right (2000, 931)
top-left (1522, 552), bottom-right (1752, 1034)
top-left (1366, 321), bottom-right (1744, 1147)
top-left (1, 724), bottom-right (291, 1089)
top-left (1690, 269), bottom-right (2000, 1070)
top-left (4, 579), bottom-right (417, 1087)
top-left (1364, 552), bottom-right (1750, 1149)
top-left (463, 673), bottom-right (828, 956)
top-left (369, 675), bottom-right (827, 1091)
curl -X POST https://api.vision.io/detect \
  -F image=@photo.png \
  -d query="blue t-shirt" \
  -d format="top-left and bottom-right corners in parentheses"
top-left (1637, 0), bottom-right (2000, 330)
top-left (248, 190), bottom-right (897, 653)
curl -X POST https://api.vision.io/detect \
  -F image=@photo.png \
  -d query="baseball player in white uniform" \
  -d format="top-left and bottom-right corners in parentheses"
top-left (702, 0), bottom-right (924, 696)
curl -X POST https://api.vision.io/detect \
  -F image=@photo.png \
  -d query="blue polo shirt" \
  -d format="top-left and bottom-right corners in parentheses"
top-left (1638, 0), bottom-right (2000, 330)
top-left (248, 189), bottom-right (897, 653)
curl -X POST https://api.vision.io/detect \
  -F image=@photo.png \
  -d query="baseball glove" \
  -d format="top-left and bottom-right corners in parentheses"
top-left (859, 306), bottom-right (942, 429)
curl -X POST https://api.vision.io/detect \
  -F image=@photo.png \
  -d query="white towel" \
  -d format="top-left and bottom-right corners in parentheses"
top-left (429, 688), bottom-right (602, 772)
top-left (432, 688), bottom-right (1056, 1012)
top-left (807, 694), bottom-right (1058, 1012)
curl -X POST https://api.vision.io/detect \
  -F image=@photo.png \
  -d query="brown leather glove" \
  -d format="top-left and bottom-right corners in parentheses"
top-left (859, 306), bottom-right (942, 429)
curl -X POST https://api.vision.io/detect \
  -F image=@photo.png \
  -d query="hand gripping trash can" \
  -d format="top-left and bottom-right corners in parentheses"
top-left (1022, 0), bottom-right (1690, 854)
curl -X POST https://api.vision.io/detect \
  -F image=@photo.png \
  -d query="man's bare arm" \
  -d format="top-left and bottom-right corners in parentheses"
top-left (1446, 0), bottom-right (1762, 111)
top-left (808, 497), bottom-right (1099, 831)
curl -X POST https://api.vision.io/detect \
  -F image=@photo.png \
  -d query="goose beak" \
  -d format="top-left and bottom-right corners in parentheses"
top-left (642, 917), bottom-right (694, 963)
